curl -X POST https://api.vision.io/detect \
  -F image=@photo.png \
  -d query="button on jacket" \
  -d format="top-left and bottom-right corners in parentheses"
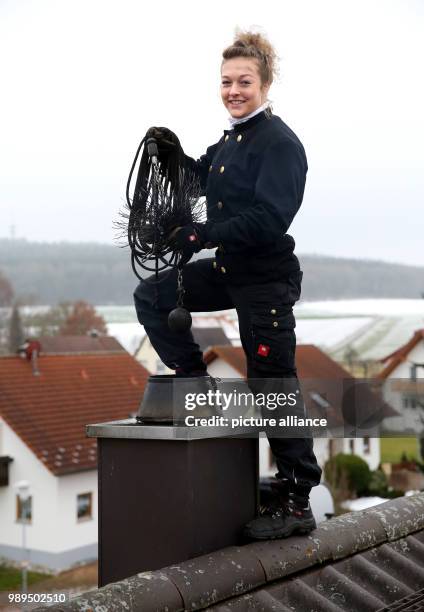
top-left (184, 110), bottom-right (308, 284)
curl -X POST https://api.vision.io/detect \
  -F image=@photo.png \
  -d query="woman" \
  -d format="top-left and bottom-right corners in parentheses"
top-left (134, 30), bottom-right (322, 539)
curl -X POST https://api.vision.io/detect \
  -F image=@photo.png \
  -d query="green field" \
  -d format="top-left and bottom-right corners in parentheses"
top-left (380, 437), bottom-right (420, 463)
top-left (0, 564), bottom-right (49, 591)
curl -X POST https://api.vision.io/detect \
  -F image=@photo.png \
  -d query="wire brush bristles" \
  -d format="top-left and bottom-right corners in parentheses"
top-left (115, 129), bottom-right (204, 279)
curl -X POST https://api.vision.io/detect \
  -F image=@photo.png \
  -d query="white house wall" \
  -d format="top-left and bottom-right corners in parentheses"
top-left (55, 470), bottom-right (97, 563)
top-left (386, 341), bottom-right (424, 378)
top-left (382, 339), bottom-right (424, 436)
top-left (207, 362), bottom-right (240, 378)
top-left (135, 338), bottom-right (172, 374)
top-left (342, 437), bottom-right (380, 470)
top-left (0, 418), bottom-right (97, 571)
top-left (0, 417), bottom-right (57, 555)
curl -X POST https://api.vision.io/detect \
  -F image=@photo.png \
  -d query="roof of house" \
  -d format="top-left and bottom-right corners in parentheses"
top-left (378, 329), bottom-right (424, 379)
top-left (137, 327), bottom-right (231, 356)
top-left (37, 493), bottom-right (424, 612)
top-left (33, 335), bottom-right (126, 354)
top-left (204, 344), bottom-right (358, 380)
top-left (193, 327), bottom-right (231, 352)
top-left (204, 344), bottom-right (397, 426)
top-left (205, 345), bottom-right (247, 376)
top-left (0, 354), bottom-right (149, 475)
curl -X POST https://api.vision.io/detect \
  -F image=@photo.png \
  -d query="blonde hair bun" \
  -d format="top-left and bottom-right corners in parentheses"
top-left (222, 28), bottom-right (279, 85)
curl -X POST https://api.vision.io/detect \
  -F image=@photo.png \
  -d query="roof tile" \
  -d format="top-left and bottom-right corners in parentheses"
top-left (0, 354), bottom-right (149, 475)
top-left (39, 496), bottom-right (424, 612)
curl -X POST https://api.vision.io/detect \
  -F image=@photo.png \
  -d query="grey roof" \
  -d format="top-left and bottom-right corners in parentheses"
top-left (35, 335), bottom-right (126, 354)
top-left (192, 327), bottom-right (231, 352)
top-left (136, 327), bottom-right (230, 356)
top-left (35, 494), bottom-right (424, 612)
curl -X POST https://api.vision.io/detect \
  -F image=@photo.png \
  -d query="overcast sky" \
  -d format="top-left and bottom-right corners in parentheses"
top-left (1, 0), bottom-right (423, 266)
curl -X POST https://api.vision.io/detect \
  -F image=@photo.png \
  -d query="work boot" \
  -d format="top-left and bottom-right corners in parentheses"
top-left (244, 492), bottom-right (317, 540)
top-left (175, 368), bottom-right (219, 394)
top-left (259, 477), bottom-right (290, 515)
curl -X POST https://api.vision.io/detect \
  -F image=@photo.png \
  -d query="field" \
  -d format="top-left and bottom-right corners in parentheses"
top-left (97, 299), bottom-right (424, 358)
top-left (0, 563), bottom-right (97, 610)
top-left (0, 564), bottom-right (49, 591)
top-left (380, 437), bottom-right (420, 463)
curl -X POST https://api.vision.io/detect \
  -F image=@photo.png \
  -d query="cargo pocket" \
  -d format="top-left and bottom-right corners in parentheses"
top-left (250, 309), bottom-right (297, 373)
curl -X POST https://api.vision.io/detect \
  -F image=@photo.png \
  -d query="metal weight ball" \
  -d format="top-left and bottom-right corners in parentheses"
top-left (168, 307), bottom-right (192, 333)
top-left (168, 307), bottom-right (192, 332)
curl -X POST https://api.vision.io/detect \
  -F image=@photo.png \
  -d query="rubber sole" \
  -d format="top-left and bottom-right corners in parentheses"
top-left (244, 518), bottom-right (317, 541)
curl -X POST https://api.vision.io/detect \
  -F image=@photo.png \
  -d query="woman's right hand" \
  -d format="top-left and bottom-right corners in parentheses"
top-left (145, 126), bottom-right (180, 154)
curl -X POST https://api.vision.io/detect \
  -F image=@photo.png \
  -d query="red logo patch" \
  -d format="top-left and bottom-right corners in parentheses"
top-left (257, 344), bottom-right (270, 357)
top-left (188, 234), bottom-right (197, 242)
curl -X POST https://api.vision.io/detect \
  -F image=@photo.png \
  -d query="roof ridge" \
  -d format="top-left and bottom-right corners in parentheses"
top-left (29, 350), bottom-right (125, 356)
top-left (41, 493), bottom-right (424, 611)
top-left (0, 352), bottom-right (129, 359)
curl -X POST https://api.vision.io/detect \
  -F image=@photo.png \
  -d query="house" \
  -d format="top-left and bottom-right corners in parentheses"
top-left (32, 335), bottom-right (126, 354)
top-left (37, 493), bottom-right (424, 611)
top-left (0, 344), bottom-right (149, 571)
top-left (378, 329), bottom-right (424, 458)
top-left (135, 324), bottom-right (232, 374)
top-left (204, 344), bottom-right (383, 476)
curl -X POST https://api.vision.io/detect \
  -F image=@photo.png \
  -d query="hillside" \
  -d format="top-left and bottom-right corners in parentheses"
top-left (0, 239), bottom-right (423, 305)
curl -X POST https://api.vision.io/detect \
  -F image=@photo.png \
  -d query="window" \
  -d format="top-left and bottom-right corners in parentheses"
top-left (363, 437), bottom-right (371, 454)
top-left (16, 495), bottom-right (32, 523)
top-left (77, 492), bottom-right (92, 521)
top-left (403, 396), bottom-right (418, 408)
top-left (0, 456), bottom-right (13, 487)
top-left (403, 395), bottom-right (417, 408)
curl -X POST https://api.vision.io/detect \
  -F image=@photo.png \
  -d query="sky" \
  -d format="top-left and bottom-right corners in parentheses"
top-left (1, 0), bottom-right (423, 266)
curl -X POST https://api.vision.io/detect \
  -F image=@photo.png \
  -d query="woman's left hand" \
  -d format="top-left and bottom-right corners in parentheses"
top-left (167, 225), bottom-right (203, 252)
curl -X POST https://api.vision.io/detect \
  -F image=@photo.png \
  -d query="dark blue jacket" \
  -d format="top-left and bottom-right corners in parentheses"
top-left (184, 110), bottom-right (307, 283)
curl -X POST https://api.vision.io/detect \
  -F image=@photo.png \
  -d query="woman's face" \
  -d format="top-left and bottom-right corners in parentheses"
top-left (221, 58), bottom-right (270, 119)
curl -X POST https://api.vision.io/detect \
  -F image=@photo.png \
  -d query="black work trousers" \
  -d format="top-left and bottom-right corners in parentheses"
top-left (134, 257), bottom-right (322, 498)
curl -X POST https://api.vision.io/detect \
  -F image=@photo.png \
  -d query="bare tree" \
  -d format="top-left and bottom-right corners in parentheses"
top-left (0, 270), bottom-right (14, 307)
top-left (8, 304), bottom-right (25, 353)
top-left (59, 301), bottom-right (107, 336)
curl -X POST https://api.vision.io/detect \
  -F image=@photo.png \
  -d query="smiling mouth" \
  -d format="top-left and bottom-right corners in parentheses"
top-left (229, 100), bottom-right (245, 106)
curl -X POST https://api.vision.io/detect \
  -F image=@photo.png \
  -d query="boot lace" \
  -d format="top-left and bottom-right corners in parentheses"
top-left (271, 499), bottom-right (295, 520)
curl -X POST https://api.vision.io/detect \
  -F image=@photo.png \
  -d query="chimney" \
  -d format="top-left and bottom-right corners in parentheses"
top-left (87, 375), bottom-right (259, 586)
top-left (18, 339), bottom-right (42, 376)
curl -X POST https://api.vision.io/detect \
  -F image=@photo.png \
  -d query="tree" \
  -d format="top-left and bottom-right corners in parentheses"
top-left (8, 304), bottom-right (25, 352)
top-left (0, 270), bottom-right (14, 307)
top-left (59, 301), bottom-right (107, 336)
top-left (24, 302), bottom-right (73, 336)
top-left (324, 453), bottom-right (372, 498)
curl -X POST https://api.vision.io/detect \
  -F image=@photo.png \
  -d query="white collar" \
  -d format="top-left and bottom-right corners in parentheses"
top-left (227, 101), bottom-right (270, 128)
